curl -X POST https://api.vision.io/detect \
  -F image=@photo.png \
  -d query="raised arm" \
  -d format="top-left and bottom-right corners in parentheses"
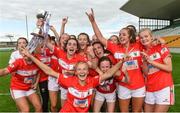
top-left (60, 17), bottom-right (68, 37)
top-left (22, 48), bottom-right (59, 78)
top-left (50, 25), bottom-right (59, 41)
top-left (86, 9), bottom-right (107, 47)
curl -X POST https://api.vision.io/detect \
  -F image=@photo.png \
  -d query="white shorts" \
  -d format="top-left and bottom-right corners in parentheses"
top-left (95, 90), bottom-right (116, 102)
top-left (145, 86), bottom-right (175, 105)
top-left (118, 85), bottom-right (145, 99)
top-left (60, 87), bottom-right (67, 100)
top-left (48, 76), bottom-right (60, 91)
top-left (10, 89), bottom-right (36, 99)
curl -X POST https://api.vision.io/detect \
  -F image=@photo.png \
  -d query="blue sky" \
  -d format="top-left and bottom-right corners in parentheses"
top-left (0, 0), bottom-right (139, 41)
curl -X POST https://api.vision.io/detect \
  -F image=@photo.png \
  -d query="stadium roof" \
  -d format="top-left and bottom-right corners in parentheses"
top-left (120, 0), bottom-right (180, 20)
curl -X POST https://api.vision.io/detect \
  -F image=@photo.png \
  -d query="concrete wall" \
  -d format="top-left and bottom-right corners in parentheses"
top-left (169, 47), bottom-right (180, 53)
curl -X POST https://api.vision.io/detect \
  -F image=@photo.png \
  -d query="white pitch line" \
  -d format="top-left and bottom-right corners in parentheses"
top-left (174, 84), bottom-right (180, 86)
top-left (0, 93), bottom-right (10, 96)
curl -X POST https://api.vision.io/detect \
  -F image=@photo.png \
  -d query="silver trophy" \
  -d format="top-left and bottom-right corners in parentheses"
top-left (27, 10), bottom-right (51, 53)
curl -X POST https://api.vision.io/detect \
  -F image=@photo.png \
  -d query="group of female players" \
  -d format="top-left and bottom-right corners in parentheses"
top-left (0, 9), bottom-right (174, 112)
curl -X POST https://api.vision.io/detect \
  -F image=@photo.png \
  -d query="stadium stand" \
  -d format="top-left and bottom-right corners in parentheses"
top-left (120, 0), bottom-right (180, 52)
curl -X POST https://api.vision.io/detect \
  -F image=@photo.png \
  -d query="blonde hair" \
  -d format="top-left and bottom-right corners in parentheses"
top-left (138, 28), bottom-right (152, 37)
top-left (74, 61), bottom-right (89, 71)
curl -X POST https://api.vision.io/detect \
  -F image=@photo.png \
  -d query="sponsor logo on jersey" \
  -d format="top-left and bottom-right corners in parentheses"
top-left (16, 69), bottom-right (38, 76)
top-left (150, 52), bottom-right (161, 60)
top-left (68, 87), bottom-right (93, 98)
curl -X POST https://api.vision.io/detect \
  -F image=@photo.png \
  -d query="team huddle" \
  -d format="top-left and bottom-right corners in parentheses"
top-left (0, 9), bottom-right (174, 112)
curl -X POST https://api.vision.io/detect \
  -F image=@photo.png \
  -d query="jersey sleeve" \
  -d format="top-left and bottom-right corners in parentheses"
top-left (52, 46), bottom-right (62, 58)
top-left (115, 73), bottom-right (124, 82)
top-left (7, 60), bottom-right (19, 73)
top-left (92, 76), bottom-right (100, 87)
top-left (106, 41), bottom-right (117, 54)
top-left (44, 48), bottom-right (53, 57)
top-left (57, 73), bottom-right (73, 87)
top-left (8, 52), bottom-right (16, 64)
top-left (159, 45), bottom-right (171, 60)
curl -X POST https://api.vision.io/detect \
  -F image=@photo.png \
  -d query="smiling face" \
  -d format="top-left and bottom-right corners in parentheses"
top-left (109, 35), bottom-right (119, 44)
top-left (139, 28), bottom-right (153, 47)
top-left (75, 62), bottom-right (89, 81)
top-left (78, 34), bottom-right (90, 50)
top-left (119, 29), bottom-right (130, 45)
top-left (66, 39), bottom-right (78, 56)
top-left (59, 33), bottom-right (70, 49)
top-left (99, 60), bottom-right (111, 73)
top-left (93, 43), bottom-right (104, 58)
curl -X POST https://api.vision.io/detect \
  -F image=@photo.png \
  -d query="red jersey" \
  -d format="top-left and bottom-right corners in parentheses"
top-left (50, 55), bottom-right (59, 72)
top-left (35, 48), bottom-right (52, 82)
top-left (96, 77), bottom-right (116, 93)
top-left (144, 45), bottom-right (173, 92)
top-left (35, 54), bottom-right (51, 82)
top-left (107, 41), bottom-right (145, 89)
top-left (53, 46), bottom-right (87, 88)
top-left (106, 53), bottom-right (117, 65)
top-left (7, 58), bottom-right (39, 90)
top-left (53, 46), bottom-right (86, 76)
top-left (58, 74), bottom-right (100, 112)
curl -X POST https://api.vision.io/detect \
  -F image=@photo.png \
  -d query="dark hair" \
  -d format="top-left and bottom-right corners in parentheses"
top-left (109, 35), bottom-right (120, 43)
top-left (92, 41), bottom-right (106, 56)
top-left (78, 32), bottom-right (91, 46)
top-left (17, 37), bottom-right (28, 49)
top-left (70, 35), bottom-right (76, 39)
top-left (98, 56), bottom-right (112, 68)
top-left (64, 38), bottom-right (80, 53)
top-left (92, 41), bottom-right (105, 51)
top-left (121, 27), bottom-right (136, 44)
top-left (49, 36), bottom-right (57, 46)
top-left (17, 37), bottom-right (28, 44)
top-left (127, 25), bottom-right (137, 33)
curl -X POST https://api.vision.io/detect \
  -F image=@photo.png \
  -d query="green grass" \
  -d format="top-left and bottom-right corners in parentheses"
top-left (0, 51), bottom-right (180, 111)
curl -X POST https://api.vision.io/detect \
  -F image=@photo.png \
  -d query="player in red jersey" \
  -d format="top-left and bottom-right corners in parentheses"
top-left (93, 56), bottom-right (129, 112)
top-left (47, 36), bottom-right (61, 112)
top-left (0, 53), bottom-right (42, 112)
top-left (108, 35), bottom-right (120, 44)
top-left (34, 46), bottom-right (52, 112)
top-left (46, 37), bottom-right (91, 107)
top-left (77, 32), bottom-right (91, 57)
top-left (86, 9), bottom-right (145, 112)
top-left (139, 28), bottom-right (174, 112)
top-left (9, 37), bottom-right (28, 64)
top-left (21, 47), bottom-right (126, 112)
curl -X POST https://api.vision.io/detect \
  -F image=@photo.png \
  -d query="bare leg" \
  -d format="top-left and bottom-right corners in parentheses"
top-left (49, 91), bottom-right (58, 112)
top-left (119, 98), bottom-right (130, 112)
top-left (61, 99), bottom-right (66, 107)
top-left (144, 103), bottom-right (155, 112)
top-left (107, 102), bottom-right (115, 112)
top-left (132, 97), bottom-right (144, 112)
top-left (28, 92), bottom-right (42, 112)
top-left (14, 96), bottom-right (29, 112)
top-left (154, 104), bottom-right (170, 112)
top-left (93, 100), bottom-right (104, 112)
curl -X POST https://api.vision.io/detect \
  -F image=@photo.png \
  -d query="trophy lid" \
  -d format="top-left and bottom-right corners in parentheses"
top-left (36, 9), bottom-right (47, 19)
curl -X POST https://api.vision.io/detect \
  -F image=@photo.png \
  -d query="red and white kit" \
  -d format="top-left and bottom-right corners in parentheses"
top-left (107, 41), bottom-right (145, 89)
top-left (57, 74), bottom-right (100, 112)
top-left (7, 58), bottom-right (39, 99)
top-left (144, 45), bottom-right (174, 105)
